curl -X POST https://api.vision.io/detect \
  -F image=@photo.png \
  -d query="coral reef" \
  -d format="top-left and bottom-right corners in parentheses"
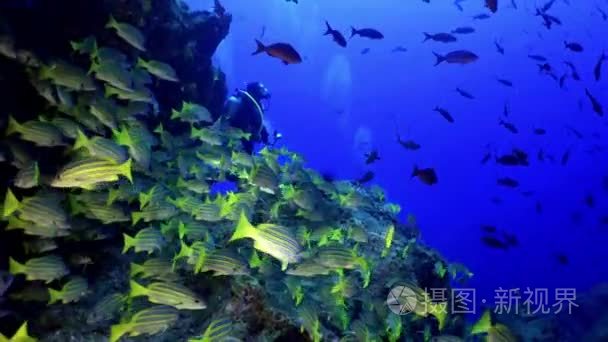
top-left (0, 1), bottom-right (477, 341)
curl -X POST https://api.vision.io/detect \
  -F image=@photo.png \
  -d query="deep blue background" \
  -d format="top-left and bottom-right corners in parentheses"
top-left (189, 0), bottom-right (608, 306)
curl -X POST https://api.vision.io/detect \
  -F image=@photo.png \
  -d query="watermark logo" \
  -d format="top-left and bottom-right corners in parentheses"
top-left (386, 285), bottom-right (418, 315)
top-left (386, 287), bottom-right (579, 316)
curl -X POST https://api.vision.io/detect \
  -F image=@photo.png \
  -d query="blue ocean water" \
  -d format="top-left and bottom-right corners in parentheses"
top-left (190, 0), bottom-right (608, 307)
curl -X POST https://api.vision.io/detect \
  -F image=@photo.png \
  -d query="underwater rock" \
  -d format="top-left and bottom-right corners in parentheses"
top-left (0, 1), bottom-right (465, 341)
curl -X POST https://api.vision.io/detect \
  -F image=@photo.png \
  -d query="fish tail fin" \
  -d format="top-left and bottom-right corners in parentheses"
top-left (73, 129), bottom-right (89, 150)
top-left (131, 211), bottom-right (143, 226)
top-left (430, 303), bottom-right (448, 330)
top-left (113, 126), bottom-right (132, 146)
top-left (48, 288), bottom-right (62, 305)
top-left (104, 84), bottom-right (118, 98)
top-left (433, 52), bottom-right (445, 66)
top-left (471, 310), bottom-right (493, 335)
top-left (230, 211), bottom-right (255, 242)
top-left (3, 188), bottom-right (20, 217)
top-left (139, 192), bottom-right (151, 210)
top-left (118, 158), bottom-right (133, 183)
top-left (68, 194), bottom-right (86, 215)
top-left (324, 21), bottom-right (332, 35)
top-left (129, 262), bottom-right (143, 278)
top-left (190, 124), bottom-right (201, 138)
top-left (6, 115), bottom-right (22, 136)
top-left (69, 40), bottom-right (80, 52)
top-left (110, 323), bottom-right (131, 342)
top-left (105, 14), bottom-right (118, 29)
top-left (8, 257), bottom-right (25, 275)
top-left (129, 279), bottom-right (148, 298)
top-left (2, 322), bottom-right (33, 342)
top-left (136, 57), bottom-right (147, 69)
top-left (90, 38), bottom-right (99, 59)
top-left (170, 109), bottom-right (181, 120)
top-left (350, 27), bottom-right (357, 38)
top-left (172, 240), bottom-right (190, 269)
top-left (411, 165), bottom-right (419, 178)
top-left (32, 162), bottom-right (40, 186)
top-left (122, 233), bottom-right (135, 253)
top-left (423, 32), bottom-right (432, 42)
top-left (252, 40), bottom-right (266, 55)
top-left (178, 221), bottom-right (187, 240)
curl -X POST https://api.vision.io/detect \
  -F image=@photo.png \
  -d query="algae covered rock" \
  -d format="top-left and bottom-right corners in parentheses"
top-left (0, 1), bottom-right (465, 342)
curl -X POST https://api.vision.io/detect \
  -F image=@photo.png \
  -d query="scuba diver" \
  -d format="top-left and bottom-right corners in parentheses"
top-left (224, 82), bottom-right (280, 153)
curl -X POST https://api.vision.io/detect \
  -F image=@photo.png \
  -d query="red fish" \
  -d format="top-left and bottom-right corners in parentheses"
top-left (411, 165), bottom-right (438, 185)
top-left (485, 0), bottom-right (498, 13)
top-left (252, 40), bottom-right (302, 65)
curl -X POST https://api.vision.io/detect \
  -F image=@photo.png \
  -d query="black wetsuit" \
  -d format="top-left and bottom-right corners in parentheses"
top-left (226, 90), bottom-right (268, 153)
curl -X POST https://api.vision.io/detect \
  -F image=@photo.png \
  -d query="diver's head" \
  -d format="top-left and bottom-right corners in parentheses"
top-left (246, 82), bottom-right (271, 102)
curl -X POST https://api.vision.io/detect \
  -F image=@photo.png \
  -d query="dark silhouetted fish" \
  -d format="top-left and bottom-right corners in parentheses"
top-left (473, 13), bottom-right (491, 20)
top-left (485, 0), bottom-right (498, 13)
top-left (351, 27), bottom-right (384, 40)
top-left (451, 26), bottom-right (476, 34)
top-left (559, 74), bottom-right (567, 88)
top-left (481, 152), bottom-right (492, 164)
top-left (497, 177), bottom-right (518, 188)
top-left (497, 78), bottom-right (513, 87)
top-left (324, 21), bottom-right (347, 47)
top-left (535, 201), bottom-right (542, 214)
top-left (481, 225), bottom-right (497, 233)
top-left (585, 194), bottom-right (594, 208)
top-left (360, 48), bottom-right (371, 55)
top-left (565, 125), bottom-right (583, 139)
top-left (423, 32), bottom-right (457, 43)
top-left (496, 154), bottom-right (521, 166)
top-left (455, 87), bottom-right (474, 99)
top-left (594, 52), bottom-right (606, 81)
top-left (252, 40), bottom-right (302, 65)
top-left (397, 137), bottom-right (421, 151)
top-left (499, 119), bottom-right (518, 133)
top-left (541, 0), bottom-right (557, 12)
top-left (412, 165), bottom-right (438, 185)
top-left (537, 149), bottom-right (545, 162)
top-left (481, 235), bottom-right (510, 250)
top-left (357, 171), bottom-right (375, 184)
top-left (555, 253), bottom-right (569, 265)
top-left (433, 107), bottom-right (455, 123)
top-left (561, 148), bottom-right (570, 165)
top-left (495, 40), bottom-right (504, 54)
top-left (585, 88), bottom-right (604, 116)
top-left (364, 149), bottom-right (380, 164)
top-left (528, 54), bottom-right (547, 62)
top-left (433, 50), bottom-right (478, 65)
top-left (597, 6), bottom-right (607, 21)
top-left (563, 61), bottom-right (580, 80)
top-left (503, 232), bottom-right (518, 246)
top-left (521, 190), bottom-right (534, 197)
top-left (533, 128), bottom-right (546, 135)
top-left (564, 41), bottom-right (583, 52)
top-left (454, 0), bottom-right (464, 11)
top-left (537, 63), bottom-right (552, 73)
top-left (392, 46), bottom-right (408, 53)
